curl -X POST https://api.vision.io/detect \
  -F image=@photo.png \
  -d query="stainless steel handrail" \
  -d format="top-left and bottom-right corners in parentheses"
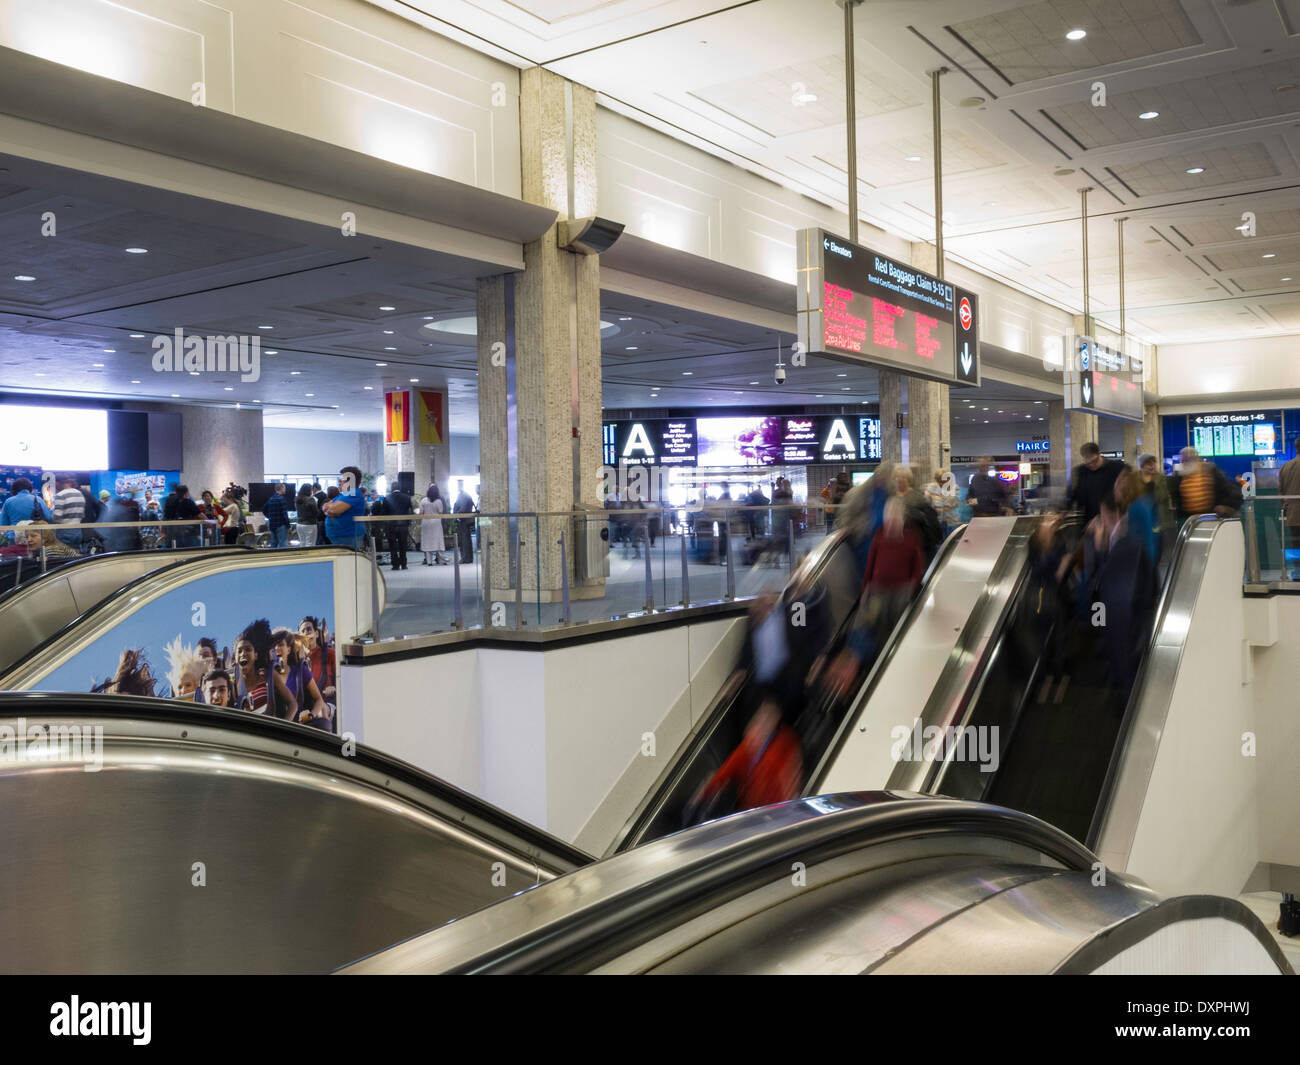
top-left (340, 793), bottom-right (1099, 974)
top-left (1086, 514), bottom-right (1237, 857)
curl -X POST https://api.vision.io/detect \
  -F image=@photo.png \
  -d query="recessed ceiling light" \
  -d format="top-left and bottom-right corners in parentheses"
top-left (982, 201), bottom-right (997, 207)
top-left (103, 348), bottom-right (115, 353)
top-left (290, 371), bottom-right (301, 375)
top-left (383, 330), bottom-right (394, 334)
top-left (1186, 167), bottom-right (1205, 174)
top-left (129, 333), bottom-right (145, 338)
top-left (841, 387), bottom-right (850, 391)
top-left (1263, 253), bottom-right (1276, 258)
top-left (124, 247), bottom-right (148, 254)
top-left (815, 394), bottom-right (824, 398)
top-left (265, 350), bottom-right (278, 355)
top-left (794, 92), bottom-right (817, 104)
top-left (130, 379), bottom-right (140, 384)
top-left (376, 362), bottom-right (387, 367)
top-left (626, 346), bottom-right (638, 350)
top-left (1282, 276), bottom-right (1293, 281)
top-left (984, 419), bottom-right (990, 423)
top-left (1066, 28), bottom-right (1087, 40)
top-left (619, 316), bottom-right (632, 321)
top-left (13, 275), bottom-right (34, 281)
top-left (253, 399), bottom-right (261, 403)
top-left (749, 380), bottom-right (759, 385)
top-left (409, 378), bottom-right (419, 382)
top-left (305, 393), bottom-right (314, 397)
top-left (384, 346), bottom-right (396, 351)
top-left (422, 316), bottom-right (434, 320)
top-left (224, 387), bottom-right (234, 391)
top-left (1138, 111), bottom-right (1159, 120)
top-left (171, 393), bottom-right (179, 398)
top-left (837, 373), bottom-right (847, 377)
top-left (379, 305), bottom-right (396, 311)
top-left (905, 155), bottom-right (922, 162)
top-left (959, 96), bottom-right (985, 108)
top-left (188, 371), bottom-right (199, 376)
top-left (92, 363), bottom-right (103, 368)
top-left (682, 371), bottom-right (692, 375)
top-left (735, 391), bottom-right (744, 395)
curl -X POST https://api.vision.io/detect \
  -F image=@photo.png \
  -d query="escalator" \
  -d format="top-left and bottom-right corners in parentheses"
top-left (0, 690), bottom-right (587, 973)
top-left (0, 547), bottom-right (249, 676)
top-left (918, 514), bottom-right (1229, 849)
top-left (339, 791), bottom-right (1291, 974)
top-left (608, 519), bottom-right (975, 854)
top-left (0, 544), bottom-right (384, 692)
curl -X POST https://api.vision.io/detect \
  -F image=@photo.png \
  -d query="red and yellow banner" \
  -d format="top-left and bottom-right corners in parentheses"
top-left (385, 390), bottom-right (410, 444)
top-left (417, 390), bottom-right (444, 445)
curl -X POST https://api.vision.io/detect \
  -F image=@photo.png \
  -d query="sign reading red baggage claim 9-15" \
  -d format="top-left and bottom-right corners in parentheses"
top-left (797, 228), bottom-right (980, 387)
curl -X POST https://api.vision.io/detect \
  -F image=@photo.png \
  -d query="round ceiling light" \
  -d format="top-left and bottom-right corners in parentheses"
top-left (1138, 111), bottom-right (1159, 120)
top-left (426, 316), bottom-right (614, 336)
top-left (1066, 28), bottom-right (1087, 40)
top-left (1186, 167), bottom-right (1205, 174)
top-left (124, 247), bottom-right (148, 254)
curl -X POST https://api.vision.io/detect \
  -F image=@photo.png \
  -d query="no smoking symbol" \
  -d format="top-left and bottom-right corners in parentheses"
top-left (959, 297), bottom-right (972, 330)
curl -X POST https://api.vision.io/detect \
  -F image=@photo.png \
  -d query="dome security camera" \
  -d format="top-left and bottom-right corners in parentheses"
top-left (774, 364), bottom-right (787, 385)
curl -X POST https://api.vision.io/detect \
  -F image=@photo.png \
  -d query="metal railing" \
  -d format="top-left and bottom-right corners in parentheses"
top-left (351, 503), bottom-right (835, 643)
top-left (1240, 494), bottom-right (1299, 587)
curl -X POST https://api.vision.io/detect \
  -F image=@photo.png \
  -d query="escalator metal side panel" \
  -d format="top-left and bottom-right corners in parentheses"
top-left (866, 869), bottom-right (1162, 974)
top-left (338, 793), bottom-right (1098, 974)
top-left (805, 522), bottom-right (965, 795)
top-left (0, 696), bottom-right (586, 973)
top-left (819, 516), bottom-right (1030, 796)
top-left (1088, 517), bottom-right (1237, 871)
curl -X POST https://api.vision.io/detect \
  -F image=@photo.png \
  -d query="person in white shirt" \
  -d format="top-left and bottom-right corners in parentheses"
top-left (418, 483), bottom-right (447, 565)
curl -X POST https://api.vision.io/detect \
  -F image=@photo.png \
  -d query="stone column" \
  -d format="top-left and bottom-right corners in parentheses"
top-left (1066, 411), bottom-right (1099, 467)
top-left (477, 275), bottom-right (512, 585)
top-left (1121, 421), bottom-right (1139, 466)
top-left (1141, 404), bottom-right (1161, 462)
top-left (878, 370), bottom-right (903, 463)
top-left (478, 67), bottom-right (603, 602)
top-left (905, 242), bottom-right (950, 485)
top-left (1048, 400), bottom-right (1068, 493)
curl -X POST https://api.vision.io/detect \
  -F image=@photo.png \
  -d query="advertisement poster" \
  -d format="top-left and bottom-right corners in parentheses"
top-left (89, 469), bottom-right (170, 503)
top-left (34, 562), bottom-right (339, 733)
top-left (696, 416), bottom-right (786, 466)
top-left (0, 464), bottom-right (43, 496)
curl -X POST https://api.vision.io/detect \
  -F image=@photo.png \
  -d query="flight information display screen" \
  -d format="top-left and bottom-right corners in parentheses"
top-left (1189, 411), bottom-right (1279, 457)
top-left (820, 237), bottom-right (955, 379)
top-left (797, 229), bottom-right (972, 385)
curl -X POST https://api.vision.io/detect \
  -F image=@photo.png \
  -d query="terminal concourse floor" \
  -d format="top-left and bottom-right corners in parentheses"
top-left (374, 528), bottom-right (832, 635)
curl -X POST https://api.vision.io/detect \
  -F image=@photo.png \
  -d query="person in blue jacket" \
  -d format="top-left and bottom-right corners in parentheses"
top-left (1, 478), bottom-right (52, 543)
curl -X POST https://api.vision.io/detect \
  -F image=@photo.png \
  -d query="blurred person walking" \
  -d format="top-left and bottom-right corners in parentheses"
top-left (1066, 442), bottom-right (1124, 525)
top-left (1136, 454), bottom-right (1175, 565)
top-left (968, 458), bottom-right (1014, 516)
top-left (894, 465), bottom-right (942, 560)
top-left (51, 475), bottom-right (85, 549)
top-left (262, 483), bottom-right (291, 549)
top-left (452, 481), bottom-right (476, 564)
top-left (1169, 446), bottom-right (1241, 523)
top-left (925, 468), bottom-right (960, 538)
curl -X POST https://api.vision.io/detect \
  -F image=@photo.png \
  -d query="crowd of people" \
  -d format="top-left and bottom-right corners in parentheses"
top-left (0, 467), bottom-right (483, 567)
top-left (685, 442), bottom-right (1245, 827)
top-left (90, 615), bottom-right (338, 730)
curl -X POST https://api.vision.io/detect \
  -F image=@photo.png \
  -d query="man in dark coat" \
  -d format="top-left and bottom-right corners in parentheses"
top-left (1066, 442), bottom-right (1124, 524)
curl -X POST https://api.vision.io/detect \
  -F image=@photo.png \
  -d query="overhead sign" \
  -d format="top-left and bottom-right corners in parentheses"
top-left (953, 288), bottom-right (981, 386)
top-left (602, 414), bottom-right (883, 468)
top-left (1189, 410), bottom-right (1280, 458)
top-left (1065, 337), bottom-right (1143, 422)
top-left (797, 228), bottom-right (975, 385)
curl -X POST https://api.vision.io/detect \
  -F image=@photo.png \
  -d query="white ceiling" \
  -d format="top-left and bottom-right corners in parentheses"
top-left (387, 0), bottom-right (1300, 345)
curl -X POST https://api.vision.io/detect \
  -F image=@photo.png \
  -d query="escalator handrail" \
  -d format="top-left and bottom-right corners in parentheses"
top-left (343, 793), bottom-right (1099, 974)
top-left (0, 545), bottom-right (364, 686)
top-left (605, 528), bottom-right (852, 855)
top-left (0, 545), bottom-right (254, 611)
top-left (1056, 892), bottom-right (1294, 975)
top-left (880, 516), bottom-right (1040, 795)
top-left (1084, 513), bottom-right (1234, 851)
top-left (0, 689), bottom-right (593, 870)
top-left (803, 522), bottom-right (967, 794)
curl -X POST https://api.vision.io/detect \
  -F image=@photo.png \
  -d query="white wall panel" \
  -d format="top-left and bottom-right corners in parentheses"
top-left (0, 0), bottom-right (521, 196)
top-left (1157, 335), bottom-right (1300, 403)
